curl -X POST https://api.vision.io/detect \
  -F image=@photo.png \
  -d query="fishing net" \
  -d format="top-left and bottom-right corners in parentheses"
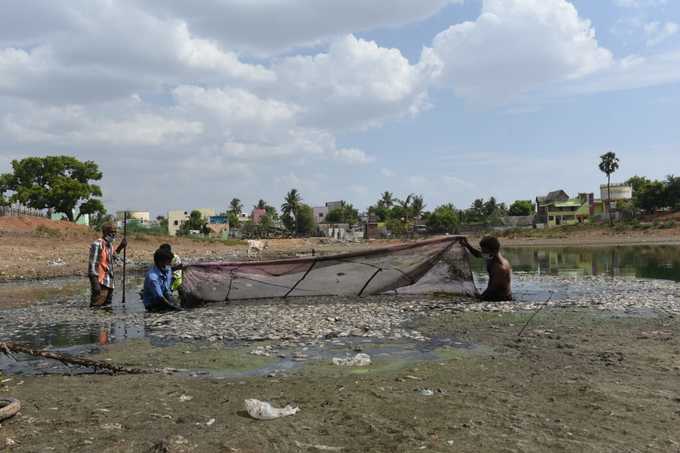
top-left (181, 237), bottom-right (478, 305)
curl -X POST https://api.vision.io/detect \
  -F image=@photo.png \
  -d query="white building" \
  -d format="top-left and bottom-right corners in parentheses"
top-left (600, 183), bottom-right (633, 202)
top-left (117, 211), bottom-right (151, 224)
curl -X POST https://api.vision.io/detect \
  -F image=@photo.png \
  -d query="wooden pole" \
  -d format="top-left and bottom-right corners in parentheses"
top-left (122, 211), bottom-right (128, 304)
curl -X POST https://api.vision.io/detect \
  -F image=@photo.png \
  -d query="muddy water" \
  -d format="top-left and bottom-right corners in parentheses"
top-left (0, 275), bottom-right (477, 377)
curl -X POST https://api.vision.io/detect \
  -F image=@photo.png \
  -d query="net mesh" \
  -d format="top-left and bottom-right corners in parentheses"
top-left (181, 237), bottom-right (478, 305)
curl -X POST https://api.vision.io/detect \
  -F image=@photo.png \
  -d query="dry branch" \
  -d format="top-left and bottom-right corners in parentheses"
top-left (0, 341), bottom-right (155, 375)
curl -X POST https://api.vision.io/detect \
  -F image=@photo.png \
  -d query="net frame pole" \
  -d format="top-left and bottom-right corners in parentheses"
top-left (122, 210), bottom-right (128, 305)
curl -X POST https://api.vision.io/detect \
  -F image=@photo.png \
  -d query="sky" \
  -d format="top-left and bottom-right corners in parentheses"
top-left (1, 0), bottom-right (679, 217)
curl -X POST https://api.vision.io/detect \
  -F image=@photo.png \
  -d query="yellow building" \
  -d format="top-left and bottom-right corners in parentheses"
top-left (167, 208), bottom-right (216, 236)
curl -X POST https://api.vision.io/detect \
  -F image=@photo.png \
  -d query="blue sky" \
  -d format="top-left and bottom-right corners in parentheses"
top-left (1, 0), bottom-right (679, 216)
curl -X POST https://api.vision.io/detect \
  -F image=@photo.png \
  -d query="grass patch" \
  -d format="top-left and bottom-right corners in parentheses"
top-left (91, 340), bottom-right (275, 371)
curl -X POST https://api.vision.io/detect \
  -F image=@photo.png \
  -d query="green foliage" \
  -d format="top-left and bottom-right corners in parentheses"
top-left (599, 151), bottom-right (620, 179)
top-left (508, 200), bottom-right (535, 216)
top-left (295, 204), bottom-right (315, 236)
top-left (426, 204), bottom-right (460, 234)
top-left (626, 175), bottom-right (679, 214)
top-left (326, 203), bottom-right (359, 225)
top-left (281, 189), bottom-right (302, 232)
top-left (666, 175), bottom-right (680, 211)
top-left (228, 211), bottom-right (240, 229)
top-left (178, 210), bottom-right (208, 236)
top-left (228, 198), bottom-right (243, 215)
top-left (0, 155), bottom-right (106, 221)
top-left (90, 213), bottom-right (115, 230)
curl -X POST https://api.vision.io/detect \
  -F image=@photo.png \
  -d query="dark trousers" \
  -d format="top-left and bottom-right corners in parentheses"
top-left (91, 285), bottom-right (113, 307)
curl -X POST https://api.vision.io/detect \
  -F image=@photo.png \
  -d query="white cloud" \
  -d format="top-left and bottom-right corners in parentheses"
top-left (333, 148), bottom-right (374, 165)
top-left (380, 168), bottom-right (396, 177)
top-left (428, 0), bottom-right (613, 105)
top-left (273, 35), bottom-right (435, 130)
top-left (137, 0), bottom-right (464, 55)
top-left (0, 98), bottom-right (203, 146)
top-left (644, 21), bottom-right (679, 46)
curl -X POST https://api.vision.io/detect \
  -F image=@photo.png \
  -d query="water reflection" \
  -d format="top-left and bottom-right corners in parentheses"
top-left (470, 245), bottom-right (680, 282)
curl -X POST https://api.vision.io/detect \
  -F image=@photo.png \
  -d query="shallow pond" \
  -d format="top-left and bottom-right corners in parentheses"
top-left (2, 244), bottom-right (679, 376)
top-left (471, 244), bottom-right (680, 282)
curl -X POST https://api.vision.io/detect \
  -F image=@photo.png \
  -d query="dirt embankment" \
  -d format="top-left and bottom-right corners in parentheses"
top-left (490, 223), bottom-right (680, 247)
top-left (0, 216), bottom-right (400, 281)
top-left (2, 215), bottom-right (680, 281)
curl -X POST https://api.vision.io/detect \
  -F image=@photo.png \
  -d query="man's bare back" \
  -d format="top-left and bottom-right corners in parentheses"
top-left (461, 236), bottom-right (512, 301)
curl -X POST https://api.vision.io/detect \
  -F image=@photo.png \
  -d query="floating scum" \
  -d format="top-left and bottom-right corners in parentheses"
top-left (180, 236), bottom-right (478, 305)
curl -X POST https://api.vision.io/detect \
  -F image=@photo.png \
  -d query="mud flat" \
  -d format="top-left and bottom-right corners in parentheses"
top-left (1, 275), bottom-right (680, 451)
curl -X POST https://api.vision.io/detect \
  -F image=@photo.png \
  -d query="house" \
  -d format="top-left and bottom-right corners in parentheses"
top-left (535, 190), bottom-right (569, 225)
top-left (207, 215), bottom-right (229, 239)
top-left (116, 211), bottom-right (151, 224)
top-left (251, 208), bottom-right (267, 225)
top-left (167, 208), bottom-right (216, 236)
top-left (312, 206), bottom-right (329, 225)
top-left (312, 201), bottom-right (346, 225)
top-left (50, 208), bottom-right (90, 225)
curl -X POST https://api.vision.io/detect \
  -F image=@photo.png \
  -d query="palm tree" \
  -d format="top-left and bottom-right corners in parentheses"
top-left (410, 194), bottom-right (425, 219)
top-left (599, 151), bottom-right (620, 225)
top-left (379, 191), bottom-right (394, 209)
top-left (281, 189), bottom-right (302, 231)
top-left (228, 198), bottom-right (243, 215)
top-left (255, 199), bottom-right (267, 210)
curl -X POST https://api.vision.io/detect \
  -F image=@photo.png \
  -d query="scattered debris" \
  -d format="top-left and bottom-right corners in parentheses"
top-left (332, 353), bottom-right (371, 367)
top-left (416, 389), bottom-right (434, 396)
top-left (244, 399), bottom-right (300, 420)
top-left (179, 394), bottom-right (193, 402)
top-left (294, 441), bottom-right (344, 451)
top-left (206, 418), bottom-right (216, 426)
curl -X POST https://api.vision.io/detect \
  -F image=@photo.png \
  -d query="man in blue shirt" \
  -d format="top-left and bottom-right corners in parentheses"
top-left (143, 249), bottom-right (181, 312)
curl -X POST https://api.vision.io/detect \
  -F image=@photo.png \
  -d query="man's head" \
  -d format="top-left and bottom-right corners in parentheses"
top-left (102, 223), bottom-right (117, 242)
top-left (154, 248), bottom-right (173, 268)
top-left (479, 236), bottom-right (501, 257)
top-left (159, 243), bottom-right (172, 254)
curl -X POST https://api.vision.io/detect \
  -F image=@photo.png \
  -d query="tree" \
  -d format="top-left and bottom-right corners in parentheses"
top-left (410, 194), bottom-right (426, 220)
top-left (599, 151), bottom-right (620, 225)
top-left (0, 155), bottom-right (106, 221)
top-left (281, 189), bottom-right (302, 232)
top-left (426, 204), bottom-right (460, 234)
top-left (228, 198), bottom-right (243, 215)
top-left (228, 211), bottom-right (240, 229)
top-left (295, 204), bottom-right (315, 236)
top-left (326, 203), bottom-right (359, 226)
top-left (255, 199), bottom-right (267, 210)
top-left (508, 200), bottom-right (535, 216)
top-left (378, 191), bottom-right (394, 209)
top-left (178, 210), bottom-right (208, 236)
top-left (666, 175), bottom-right (680, 211)
top-left (637, 180), bottom-right (667, 214)
top-left (0, 174), bottom-right (10, 206)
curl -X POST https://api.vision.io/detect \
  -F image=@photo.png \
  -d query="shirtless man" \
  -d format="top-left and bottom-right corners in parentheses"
top-left (461, 236), bottom-right (512, 301)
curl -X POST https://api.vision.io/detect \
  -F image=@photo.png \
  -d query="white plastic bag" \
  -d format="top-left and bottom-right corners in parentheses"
top-left (244, 399), bottom-right (300, 420)
top-left (332, 353), bottom-right (371, 367)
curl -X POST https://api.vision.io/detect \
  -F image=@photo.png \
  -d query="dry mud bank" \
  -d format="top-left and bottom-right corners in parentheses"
top-left (2, 307), bottom-right (680, 452)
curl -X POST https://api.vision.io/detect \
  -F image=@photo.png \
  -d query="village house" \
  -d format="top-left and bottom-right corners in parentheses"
top-left (167, 208), bottom-right (216, 236)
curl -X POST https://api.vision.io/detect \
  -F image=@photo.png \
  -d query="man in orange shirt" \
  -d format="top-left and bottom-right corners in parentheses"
top-left (88, 223), bottom-right (128, 308)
